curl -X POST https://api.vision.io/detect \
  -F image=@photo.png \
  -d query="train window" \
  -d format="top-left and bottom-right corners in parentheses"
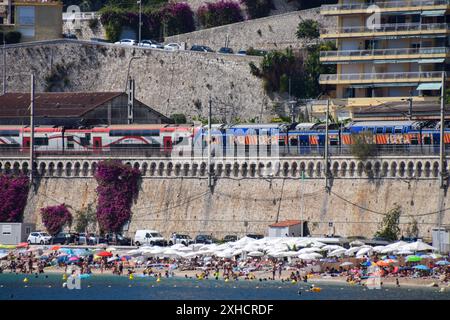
top-left (80, 136), bottom-right (90, 146)
top-left (366, 127), bottom-right (374, 133)
top-left (290, 138), bottom-right (298, 146)
top-left (67, 136), bottom-right (74, 142)
top-left (376, 128), bottom-right (383, 134)
top-left (0, 130), bottom-right (19, 137)
top-left (394, 127), bottom-right (402, 134)
top-left (34, 137), bottom-right (49, 146)
top-left (330, 139), bottom-right (338, 146)
top-left (423, 136), bottom-right (431, 145)
top-left (385, 127), bottom-right (393, 134)
top-left (410, 137), bottom-right (419, 145)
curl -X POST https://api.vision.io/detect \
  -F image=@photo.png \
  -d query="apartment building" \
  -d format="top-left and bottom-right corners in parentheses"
top-left (317, 0), bottom-right (449, 120)
top-left (0, 0), bottom-right (62, 42)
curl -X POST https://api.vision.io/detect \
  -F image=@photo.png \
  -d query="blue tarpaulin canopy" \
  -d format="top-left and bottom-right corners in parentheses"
top-left (413, 265), bottom-right (430, 271)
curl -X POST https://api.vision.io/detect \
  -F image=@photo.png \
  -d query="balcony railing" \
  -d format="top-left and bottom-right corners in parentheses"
top-left (319, 71), bottom-right (447, 83)
top-left (321, 0), bottom-right (450, 14)
top-left (62, 12), bottom-right (99, 21)
top-left (320, 46), bottom-right (449, 59)
top-left (321, 23), bottom-right (450, 37)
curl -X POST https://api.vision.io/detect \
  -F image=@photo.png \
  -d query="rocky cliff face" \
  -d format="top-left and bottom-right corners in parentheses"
top-left (3, 41), bottom-right (277, 122)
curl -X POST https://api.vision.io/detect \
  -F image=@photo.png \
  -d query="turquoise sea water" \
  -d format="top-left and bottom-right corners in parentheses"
top-left (0, 273), bottom-right (449, 300)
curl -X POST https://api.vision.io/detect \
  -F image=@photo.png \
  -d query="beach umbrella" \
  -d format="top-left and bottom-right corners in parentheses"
top-left (383, 259), bottom-right (398, 264)
top-left (120, 256), bottom-right (132, 261)
top-left (340, 262), bottom-right (354, 267)
top-left (413, 265), bottom-right (430, 271)
top-left (356, 247), bottom-right (373, 257)
top-left (59, 248), bottom-right (73, 255)
top-left (372, 246), bottom-right (386, 253)
top-left (97, 251), bottom-right (113, 257)
top-left (329, 248), bottom-right (347, 257)
top-left (345, 246), bottom-right (361, 256)
top-left (298, 253), bottom-right (318, 260)
top-left (247, 251), bottom-right (264, 257)
top-left (51, 245), bottom-right (61, 251)
top-left (0, 253), bottom-right (8, 260)
top-left (376, 261), bottom-right (390, 267)
top-left (430, 253), bottom-right (443, 259)
top-left (127, 249), bottom-right (142, 256)
top-left (16, 242), bottom-right (29, 248)
top-left (396, 249), bottom-right (413, 255)
top-left (403, 241), bottom-right (436, 252)
top-left (106, 247), bottom-right (117, 252)
top-left (298, 247), bottom-right (321, 254)
top-left (107, 257), bottom-right (119, 263)
top-left (406, 255), bottom-right (422, 262)
top-left (73, 249), bottom-right (91, 257)
top-left (322, 245), bottom-right (344, 251)
top-left (361, 261), bottom-right (372, 267)
top-left (435, 260), bottom-right (450, 266)
top-left (350, 240), bottom-right (365, 247)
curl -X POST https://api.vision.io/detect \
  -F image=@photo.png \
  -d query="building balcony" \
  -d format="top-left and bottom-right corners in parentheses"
top-left (321, 23), bottom-right (450, 39)
top-left (321, 0), bottom-right (450, 16)
top-left (320, 47), bottom-right (449, 63)
top-left (319, 71), bottom-right (446, 85)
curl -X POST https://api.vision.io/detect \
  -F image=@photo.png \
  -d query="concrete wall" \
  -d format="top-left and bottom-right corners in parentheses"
top-left (2, 156), bottom-right (446, 241)
top-left (2, 40), bottom-right (276, 122)
top-left (62, 18), bottom-right (106, 41)
top-left (165, 8), bottom-right (336, 51)
top-left (21, 174), bottom-right (449, 242)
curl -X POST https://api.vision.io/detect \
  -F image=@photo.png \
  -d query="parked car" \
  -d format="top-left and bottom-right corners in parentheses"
top-left (105, 233), bottom-right (132, 246)
top-left (50, 232), bottom-right (78, 245)
top-left (246, 234), bottom-right (264, 240)
top-left (114, 39), bottom-right (137, 46)
top-left (27, 232), bottom-right (52, 245)
top-left (218, 47), bottom-right (233, 54)
top-left (78, 233), bottom-right (107, 245)
top-left (194, 234), bottom-right (218, 244)
top-left (138, 40), bottom-right (163, 49)
top-left (190, 45), bottom-right (214, 53)
top-left (134, 230), bottom-right (167, 246)
top-left (222, 235), bottom-right (238, 242)
top-left (236, 50), bottom-right (246, 55)
top-left (63, 32), bottom-right (77, 39)
top-left (164, 43), bottom-right (182, 51)
top-left (169, 234), bottom-right (194, 246)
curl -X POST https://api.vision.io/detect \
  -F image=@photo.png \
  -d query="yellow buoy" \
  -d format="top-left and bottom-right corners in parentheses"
top-left (156, 278), bottom-right (161, 283)
top-left (129, 274), bottom-right (134, 280)
top-left (62, 274), bottom-right (67, 281)
top-left (23, 278), bottom-right (28, 283)
top-left (225, 278), bottom-right (229, 282)
top-left (291, 280), bottom-right (297, 284)
top-left (311, 287), bottom-right (322, 292)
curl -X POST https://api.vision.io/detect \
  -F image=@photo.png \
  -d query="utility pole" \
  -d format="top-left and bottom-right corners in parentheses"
top-left (2, 33), bottom-right (5, 95)
top-left (324, 98), bottom-right (330, 192)
top-left (127, 78), bottom-right (135, 124)
top-left (30, 74), bottom-right (35, 186)
top-left (439, 71), bottom-right (446, 189)
top-left (137, 0), bottom-right (142, 44)
top-left (438, 71), bottom-right (446, 254)
top-left (208, 97), bottom-right (213, 190)
top-left (408, 91), bottom-right (413, 120)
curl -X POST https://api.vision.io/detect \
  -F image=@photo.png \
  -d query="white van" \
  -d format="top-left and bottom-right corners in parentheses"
top-left (134, 230), bottom-right (167, 246)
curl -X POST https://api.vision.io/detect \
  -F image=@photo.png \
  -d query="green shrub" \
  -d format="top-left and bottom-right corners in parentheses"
top-left (171, 113), bottom-right (187, 124)
top-left (349, 132), bottom-right (377, 161)
top-left (296, 19), bottom-right (320, 39)
top-left (374, 204), bottom-right (402, 241)
top-left (88, 18), bottom-right (99, 29)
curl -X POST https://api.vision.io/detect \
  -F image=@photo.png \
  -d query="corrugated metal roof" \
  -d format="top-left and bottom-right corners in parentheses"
top-left (0, 92), bottom-right (123, 118)
top-left (269, 220), bottom-right (303, 228)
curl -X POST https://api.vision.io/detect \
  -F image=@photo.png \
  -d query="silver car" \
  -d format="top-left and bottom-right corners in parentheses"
top-left (114, 39), bottom-right (137, 46)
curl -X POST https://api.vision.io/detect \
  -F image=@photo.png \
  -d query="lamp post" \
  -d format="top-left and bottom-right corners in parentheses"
top-left (137, 0), bottom-right (142, 44)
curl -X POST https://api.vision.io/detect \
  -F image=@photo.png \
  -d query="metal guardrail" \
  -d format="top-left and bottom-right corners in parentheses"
top-left (319, 71), bottom-right (447, 82)
top-left (0, 145), bottom-right (448, 158)
top-left (321, 23), bottom-right (450, 35)
top-left (320, 47), bottom-right (449, 58)
top-left (321, 0), bottom-right (450, 12)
